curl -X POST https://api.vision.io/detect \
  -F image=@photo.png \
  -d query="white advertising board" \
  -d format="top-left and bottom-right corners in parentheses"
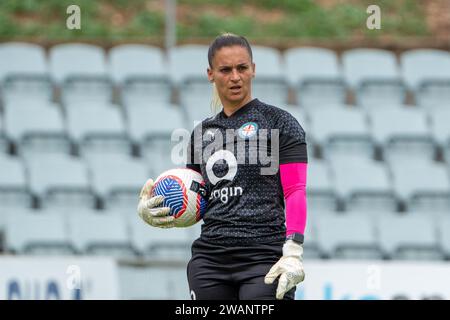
top-left (296, 260), bottom-right (450, 300)
top-left (0, 256), bottom-right (119, 300)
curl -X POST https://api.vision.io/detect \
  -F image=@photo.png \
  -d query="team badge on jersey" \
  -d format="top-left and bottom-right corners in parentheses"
top-left (238, 122), bottom-right (258, 139)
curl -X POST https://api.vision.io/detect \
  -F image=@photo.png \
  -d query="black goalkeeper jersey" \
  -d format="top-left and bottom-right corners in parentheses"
top-left (186, 98), bottom-right (307, 245)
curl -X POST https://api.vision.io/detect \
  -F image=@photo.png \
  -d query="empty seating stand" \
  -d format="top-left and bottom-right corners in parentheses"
top-left (284, 47), bottom-right (347, 108)
top-left (342, 48), bottom-right (405, 107)
top-left (0, 42), bottom-right (53, 104)
top-left (109, 44), bottom-right (172, 107)
top-left (49, 43), bottom-right (113, 105)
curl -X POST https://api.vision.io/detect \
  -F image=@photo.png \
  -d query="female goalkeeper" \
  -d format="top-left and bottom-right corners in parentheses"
top-left (138, 33), bottom-right (308, 300)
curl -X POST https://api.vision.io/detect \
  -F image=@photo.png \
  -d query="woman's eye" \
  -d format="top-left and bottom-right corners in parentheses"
top-left (221, 68), bottom-right (231, 73)
top-left (238, 65), bottom-right (248, 71)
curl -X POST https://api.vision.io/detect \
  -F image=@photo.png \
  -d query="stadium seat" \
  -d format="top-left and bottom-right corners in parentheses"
top-left (301, 209), bottom-right (323, 260)
top-left (109, 44), bottom-right (172, 106)
top-left (342, 48), bottom-right (406, 107)
top-left (65, 102), bottom-right (131, 158)
top-left (68, 210), bottom-right (136, 258)
top-left (377, 213), bottom-right (442, 260)
top-left (141, 135), bottom-right (187, 176)
top-left (169, 45), bottom-right (211, 110)
top-left (88, 154), bottom-right (151, 208)
top-left (284, 47), bottom-right (347, 108)
top-left (0, 155), bottom-right (32, 210)
top-left (3, 100), bottom-right (71, 157)
top-left (128, 215), bottom-right (191, 259)
top-left (127, 103), bottom-right (186, 144)
top-left (0, 42), bottom-right (53, 104)
top-left (315, 212), bottom-right (382, 259)
top-left (429, 108), bottom-right (450, 159)
top-left (307, 160), bottom-right (338, 211)
top-left (4, 209), bottom-right (76, 255)
top-left (368, 105), bottom-right (435, 162)
top-left (0, 134), bottom-right (8, 155)
top-left (25, 153), bottom-right (94, 209)
top-left (437, 215), bottom-right (450, 259)
top-left (186, 220), bottom-right (203, 244)
top-left (119, 265), bottom-right (190, 300)
top-left (0, 114), bottom-right (9, 154)
top-left (308, 105), bottom-right (374, 160)
top-left (251, 45), bottom-right (289, 106)
top-left (49, 43), bottom-right (113, 105)
top-left (330, 155), bottom-right (397, 212)
top-left (401, 49), bottom-right (450, 108)
top-left (390, 159), bottom-right (450, 213)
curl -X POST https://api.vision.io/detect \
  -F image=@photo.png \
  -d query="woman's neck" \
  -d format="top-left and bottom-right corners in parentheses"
top-left (222, 96), bottom-right (253, 117)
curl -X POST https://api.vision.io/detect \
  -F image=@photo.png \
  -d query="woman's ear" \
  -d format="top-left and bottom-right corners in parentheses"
top-left (207, 67), bottom-right (214, 82)
top-left (252, 62), bottom-right (256, 77)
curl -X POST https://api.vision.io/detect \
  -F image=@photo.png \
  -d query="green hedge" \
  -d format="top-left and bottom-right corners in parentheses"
top-left (0, 0), bottom-right (429, 42)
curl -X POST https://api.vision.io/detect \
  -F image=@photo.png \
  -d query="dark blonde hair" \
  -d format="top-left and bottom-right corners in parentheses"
top-left (208, 33), bottom-right (253, 112)
top-left (208, 33), bottom-right (253, 68)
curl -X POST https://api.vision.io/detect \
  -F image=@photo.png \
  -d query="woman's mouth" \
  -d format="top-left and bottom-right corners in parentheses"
top-left (230, 85), bottom-right (242, 94)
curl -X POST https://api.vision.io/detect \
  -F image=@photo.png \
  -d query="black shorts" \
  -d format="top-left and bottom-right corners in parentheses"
top-left (187, 237), bottom-right (296, 300)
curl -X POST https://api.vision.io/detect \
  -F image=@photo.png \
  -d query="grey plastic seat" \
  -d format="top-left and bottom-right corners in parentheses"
top-left (390, 159), bottom-right (450, 212)
top-left (0, 155), bottom-right (32, 209)
top-left (430, 108), bottom-right (450, 152)
top-left (0, 134), bottom-right (8, 154)
top-left (66, 102), bottom-right (131, 158)
top-left (4, 209), bottom-right (75, 255)
top-left (401, 49), bottom-right (450, 108)
top-left (331, 155), bottom-right (397, 212)
top-left (0, 115), bottom-right (9, 154)
top-left (315, 212), bottom-right (382, 259)
top-left (119, 266), bottom-right (190, 299)
top-left (127, 103), bottom-right (186, 143)
top-left (342, 49), bottom-right (405, 107)
top-left (49, 43), bottom-right (112, 105)
top-left (308, 105), bottom-right (374, 159)
top-left (368, 106), bottom-right (435, 162)
top-left (88, 154), bottom-right (151, 206)
top-left (68, 210), bottom-right (135, 258)
top-left (3, 101), bottom-right (71, 157)
top-left (128, 214), bottom-right (191, 259)
top-left (307, 160), bottom-right (337, 211)
top-left (301, 209), bottom-right (323, 260)
top-left (284, 47), bottom-right (346, 107)
top-left (438, 215), bottom-right (450, 259)
top-left (186, 220), bottom-right (203, 243)
top-left (109, 44), bottom-right (172, 106)
top-left (377, 213), bottom-right (442, 260)
top-left (26, 153), bottom-right (94, 209)
top-left (141, 134), bottom-right (187, 176)
top-left (0, 42), bottom-right (52, 104)
top-left (169, 45), bottom-right (212, 116)
top-left (251, 46), bottom-right (289, 106)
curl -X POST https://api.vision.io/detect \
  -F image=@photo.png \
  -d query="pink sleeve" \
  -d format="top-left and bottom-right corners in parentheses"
top-left (280, 162), bottom-right (307, 237)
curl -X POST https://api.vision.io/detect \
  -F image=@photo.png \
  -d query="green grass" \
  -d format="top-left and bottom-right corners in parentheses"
top-left (0, 0), bottom-right (431, 42)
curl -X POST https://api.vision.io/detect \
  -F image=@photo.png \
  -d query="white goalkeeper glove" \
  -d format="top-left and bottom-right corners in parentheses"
top-left (137, 178), bottom-right (175, 228)
top-left (264, 240), bottom-right (305, 299)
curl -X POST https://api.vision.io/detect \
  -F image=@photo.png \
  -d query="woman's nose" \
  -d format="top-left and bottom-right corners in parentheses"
top-left (230, 69), bottom-right (240, 81)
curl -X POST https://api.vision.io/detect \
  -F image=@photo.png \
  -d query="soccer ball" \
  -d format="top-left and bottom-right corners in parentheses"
top-left (151, 168), bottom-right (208, 227)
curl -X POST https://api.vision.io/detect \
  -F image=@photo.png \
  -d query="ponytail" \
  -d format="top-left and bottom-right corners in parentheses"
top-left (210, 83), bottom-right (222, 114)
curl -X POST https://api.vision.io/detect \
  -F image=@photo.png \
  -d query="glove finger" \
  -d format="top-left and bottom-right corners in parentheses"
top-left (149, 207), bottom-right (171, 217)
top-left (152, 216), bottom-right (175, 226)
top-left (145, 195), bottom-right (164, 209)
top-left (139, 179), bottom-right (154, 198)
top-left (264, 263), bottom-right (281, 285)
top-left (139, 211), bottom-right (154, 225)
top-left (276, 273), bottom-right (290, 300)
